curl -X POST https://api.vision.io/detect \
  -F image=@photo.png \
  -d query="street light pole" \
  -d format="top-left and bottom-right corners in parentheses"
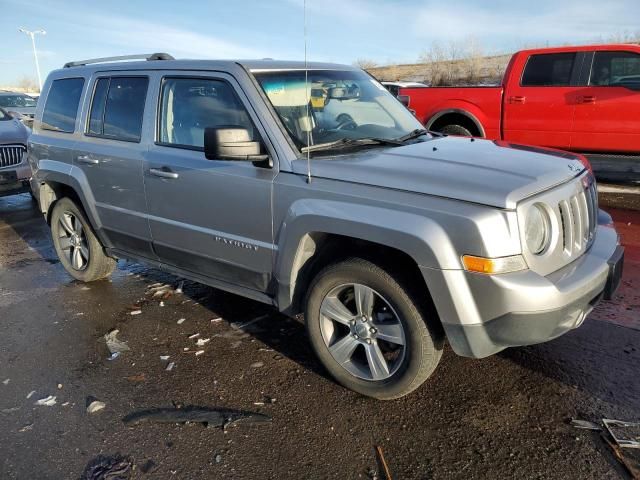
top-left (18, 28), bottom-right (46, 92)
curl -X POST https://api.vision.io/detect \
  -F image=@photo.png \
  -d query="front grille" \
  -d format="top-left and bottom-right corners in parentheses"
top-left (0, 145), bottom-right (26, 168)
top-left (558, 177), bottom-right (597, 257)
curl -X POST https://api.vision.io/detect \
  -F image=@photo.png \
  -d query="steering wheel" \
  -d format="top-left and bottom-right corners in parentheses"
top-left (335, 114), bottom-right (357, 131)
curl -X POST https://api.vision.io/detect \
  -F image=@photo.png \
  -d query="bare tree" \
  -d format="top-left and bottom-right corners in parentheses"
top-left (16, 76), bottom-right (39, 93)
top-left (353, 58), bottom-right (378, 71)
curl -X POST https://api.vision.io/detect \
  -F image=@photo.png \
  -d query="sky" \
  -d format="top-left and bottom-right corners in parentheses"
top-left (1, 0), bottom-right (640, 87)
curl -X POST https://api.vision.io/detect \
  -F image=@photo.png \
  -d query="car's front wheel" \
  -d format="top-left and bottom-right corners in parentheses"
top-left (50, 197), bottom-right (116, 282)
top-left (305, 258), bottom-right (443, 399)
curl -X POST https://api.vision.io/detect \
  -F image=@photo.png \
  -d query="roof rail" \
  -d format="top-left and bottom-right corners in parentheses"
top-left (63, 53), bottom-right (174, 68)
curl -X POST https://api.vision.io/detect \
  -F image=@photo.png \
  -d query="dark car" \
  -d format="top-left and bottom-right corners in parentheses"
top-left (0, 107), bottom-right (31, 197)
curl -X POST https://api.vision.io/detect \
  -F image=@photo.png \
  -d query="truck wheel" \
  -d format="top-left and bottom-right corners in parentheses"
top-left (305, 258), bottom-right (443, 400)
top-left (440, 124), bottom-right (472, 136)
top-left (50, 197), bottom-right (116, 282)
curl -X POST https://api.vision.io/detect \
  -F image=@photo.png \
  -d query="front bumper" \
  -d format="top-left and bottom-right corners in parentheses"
top-left (421, 223), bottom-right (622, 358)
top-left (0, 163), bottom-right (31, 198)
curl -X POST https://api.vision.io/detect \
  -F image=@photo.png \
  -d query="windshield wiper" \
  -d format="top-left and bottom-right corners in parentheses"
top-left (301, 137), bottom-right (403, 153)
top-left (393, 129), bottom-right (431, 143)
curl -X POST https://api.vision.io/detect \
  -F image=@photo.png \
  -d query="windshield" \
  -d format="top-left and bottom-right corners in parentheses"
top-left (0, 94), bottom-right (37, 108)
top-left (253, 69), bottom-right (424, 153)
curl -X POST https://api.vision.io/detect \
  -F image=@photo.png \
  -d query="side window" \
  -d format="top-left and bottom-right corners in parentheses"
top-left (159, 77), bottom-right (254, 149)
top-left (590, 51), bottom-right (640, 87)
top-left (87, 76), bottom-right (148, 142)
top-left (42, 78), bottom-right (85, 132)
top-left (521, 53), bottom-right (576, 87)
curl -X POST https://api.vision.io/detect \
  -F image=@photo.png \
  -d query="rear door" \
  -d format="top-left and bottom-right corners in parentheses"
top-left (503, 51), bottom-right (586, 149)
top-left (143, 72), bottom-right (276, 293)
top-left (73, 73), bottom-right (154, 259)
top-left (571, 50), bottom-right (640, 153)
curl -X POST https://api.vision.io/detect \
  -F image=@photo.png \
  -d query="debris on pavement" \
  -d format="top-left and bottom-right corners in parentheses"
top-left (188, 333), bottom-right (200, 339)
top-left (34, 395), bottom-right (57, 407)
top-left (104, 329), bottom-right (131, 356)
top-left (2, 378), bottom-right (9, 385)
top-left (175, 280), bottom-right (184, 294)
top-left (26, 390), bottom-right (36, 399)
top-left (375, 446), bottom-right (393, 480)
top-left (603, 419), bottom-right (640, 449)
top-left (18, 424), bottom-right (33, 433)
top-left (1, 407), bottom-right (20, 414)
top-left (160, 355), bottom-right (170, 361)
top-left (165, 362), bottom-right (175, 371)
top-left (107, 352), bottom-right (121, 361)
top-left (602, 433), bottom-right (640, 479)
top-left (177, 318), bottom-right (186, 325)
top-left (126, 374), bottom-right (146, 383)
top-left (196, 338), bottom-right (210, 346)
top-left (87, 400), bottom-right (106, 414)
top-left (570, 419), bottom-right (602, 431)
top-left (210, 317), bottom-right (223, 323)
top-left (214, 454), bottom-right (222, 464)
top-left (250, 361), bottom-right (264, 368)
top-left (195, 350), bottom-right (205, 356)
top-left (129, 310), bottom-right (142, 316)
top-left (80, 454), bottom-right (133, 480)
top-left (122, 405), bottom-right (271, 428)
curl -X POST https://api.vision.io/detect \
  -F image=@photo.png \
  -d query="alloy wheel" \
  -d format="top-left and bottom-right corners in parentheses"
top-left (57, 212), bottom-right (89, 271)
top-left (319, 283), bottom-right (406, 381)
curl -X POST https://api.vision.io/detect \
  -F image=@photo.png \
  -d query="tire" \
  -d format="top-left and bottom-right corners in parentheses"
top-left (440, 124), bottom-right (473, 137)
top-left (305, 258), bottom-right (443, 400)
top-left (50, 197), bottom-right (116, 282)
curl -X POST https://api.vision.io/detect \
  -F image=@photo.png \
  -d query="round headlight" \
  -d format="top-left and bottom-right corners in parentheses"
top-left (525, 204), bottom-right (550, 254)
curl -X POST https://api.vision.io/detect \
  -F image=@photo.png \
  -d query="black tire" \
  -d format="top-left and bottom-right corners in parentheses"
top-left (50, 197), bottom-right (116, 282)
top-left (440, 124), bottom-right (473, 137)
top-left (305, 258), bottom-right (443, 400)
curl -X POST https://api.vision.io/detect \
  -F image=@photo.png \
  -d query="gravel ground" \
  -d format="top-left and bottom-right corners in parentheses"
top-left (0, 192), bottom-right (639, 479)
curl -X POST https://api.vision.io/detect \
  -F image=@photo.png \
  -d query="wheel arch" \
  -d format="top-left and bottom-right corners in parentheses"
top-left (273, 200), bottom-right (458, 323)
top-left (425, 109), bottom-right (485, 137)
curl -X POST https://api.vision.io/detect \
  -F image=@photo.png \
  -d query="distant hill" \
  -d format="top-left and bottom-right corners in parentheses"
top-left (367, 53), bottom-right (512, 86)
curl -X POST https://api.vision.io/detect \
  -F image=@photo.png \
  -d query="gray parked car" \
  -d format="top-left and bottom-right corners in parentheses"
top-left (29, 54), bottom-right (624, 399)
top-left (0, 91), bottom-right (38, 123)
top-left (0, 107), bottom-right (31, 197)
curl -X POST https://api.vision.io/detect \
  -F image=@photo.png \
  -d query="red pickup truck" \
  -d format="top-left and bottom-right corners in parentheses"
top-left (400, 44), bottom-right (640, 178)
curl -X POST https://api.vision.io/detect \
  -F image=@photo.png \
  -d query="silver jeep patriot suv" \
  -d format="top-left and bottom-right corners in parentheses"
top-left (29, 53), bottom-right (624, 399)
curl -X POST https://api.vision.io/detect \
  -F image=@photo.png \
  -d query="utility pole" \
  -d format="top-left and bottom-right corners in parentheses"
top-left (18, 28), bottom-right (46, 92)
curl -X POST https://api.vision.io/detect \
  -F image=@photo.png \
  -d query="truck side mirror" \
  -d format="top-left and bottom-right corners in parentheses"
top-left (204, 127), bottom-right (269, 163)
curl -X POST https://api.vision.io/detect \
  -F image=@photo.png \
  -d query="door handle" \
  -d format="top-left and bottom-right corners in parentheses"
top-left (149, 167), bottom-right (179, 179)
top-left (578, 95), bottom-right (596, 104)
top-left (509, 95), bottom-right (526, 104)
top-left (77, 155), bottom-right (99, 165)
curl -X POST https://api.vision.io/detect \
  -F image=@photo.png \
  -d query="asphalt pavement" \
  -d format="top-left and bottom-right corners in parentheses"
top-left (0, 188), bottom-right (639, 479)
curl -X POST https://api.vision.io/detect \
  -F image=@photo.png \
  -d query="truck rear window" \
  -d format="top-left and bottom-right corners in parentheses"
top-left (42, 78), bottom-right (85, 133)
top-left (521, 53), bottom-right (576, 87)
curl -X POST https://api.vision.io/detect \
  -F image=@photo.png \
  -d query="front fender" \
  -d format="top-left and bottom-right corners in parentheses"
top-left (273, 198), bottom-right (461, 311)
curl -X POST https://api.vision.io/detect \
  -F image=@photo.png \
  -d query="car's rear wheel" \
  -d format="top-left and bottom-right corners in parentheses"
top-left (50, 197), bottom-right (116, 282)
top-left (305, 258), bottom-right (443, 399)
top-left (440, 124), bottom-right (473, 136)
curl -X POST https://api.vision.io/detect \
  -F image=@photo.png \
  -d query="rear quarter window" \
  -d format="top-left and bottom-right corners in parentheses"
top-left (42, 78), bottom-right (85, 132)
top-left (521, 53), bottom-right (576, 87)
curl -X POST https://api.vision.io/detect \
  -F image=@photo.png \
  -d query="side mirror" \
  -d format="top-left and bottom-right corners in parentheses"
top-left (397, 95), bottom-right (410, 108)
top-left (204, 127), bottom-right (269, 163)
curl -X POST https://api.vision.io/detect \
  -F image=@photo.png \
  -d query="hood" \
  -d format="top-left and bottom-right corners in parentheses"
top-left (0, 118), bottom-right (30, 145)
top-left (292, 136), bottom-right (586, 209)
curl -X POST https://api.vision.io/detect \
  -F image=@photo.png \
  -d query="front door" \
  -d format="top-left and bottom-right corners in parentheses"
top-left (73, 74), bottom-right (154, 259)
top-left (571, 50), bottom-right (640, 153)
top-left (503, 51), bottom-right (584, 149)
top-left (144, 73), bottom-right (276, 293)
